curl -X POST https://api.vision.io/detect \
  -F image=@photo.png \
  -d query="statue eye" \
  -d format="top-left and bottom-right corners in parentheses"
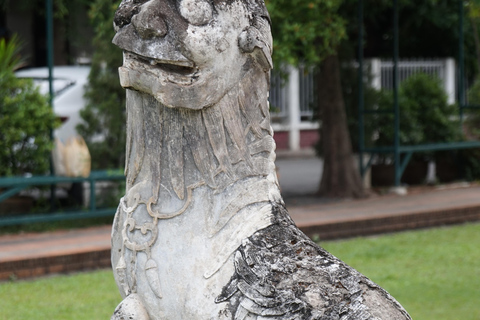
top-left (178, 0), bottom-right (213, 26)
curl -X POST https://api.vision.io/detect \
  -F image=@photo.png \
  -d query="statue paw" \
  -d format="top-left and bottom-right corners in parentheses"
top-left (111, 293), bottom-right (150, 320)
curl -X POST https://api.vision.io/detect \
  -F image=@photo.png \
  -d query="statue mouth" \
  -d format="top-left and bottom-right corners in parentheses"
top-left (125, 52), bottom-right (200, 85)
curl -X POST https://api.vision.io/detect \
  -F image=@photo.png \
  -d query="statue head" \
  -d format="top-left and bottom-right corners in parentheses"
top-left (113, 0), bottom-right (273, 110)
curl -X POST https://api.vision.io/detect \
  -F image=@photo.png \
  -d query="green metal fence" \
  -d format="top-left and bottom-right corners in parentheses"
top-left (0, 170), bottom-right (124, 226)
top-left (357, 0), bottom-right (480, 186)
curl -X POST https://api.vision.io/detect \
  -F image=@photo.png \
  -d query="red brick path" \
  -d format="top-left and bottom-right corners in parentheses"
top-left (1, 184), bottom-right (479, 280)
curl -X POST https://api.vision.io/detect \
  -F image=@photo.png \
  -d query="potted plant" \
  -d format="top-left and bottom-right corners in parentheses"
top-left (370, 73), bottom-right (461, 186)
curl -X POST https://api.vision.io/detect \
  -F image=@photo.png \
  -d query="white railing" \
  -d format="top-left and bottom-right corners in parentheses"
top-left (269, 65), bottom-right (316, 121)
top-left (269, 66), bottom-right (318, 151)
top-left (269, 73), bottom-right (288, 119)
top-left (270, 58), bottom-right (456, 150)
top-left (372, 58), bottom-right (456, 104)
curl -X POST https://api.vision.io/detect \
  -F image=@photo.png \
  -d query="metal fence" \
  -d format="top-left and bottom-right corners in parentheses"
top-left (269, 72), bottom-right (288, 118)
top-left (270, 58), bottom-right (456, 123)
top-left (380, 59), bottom-right (447, 90)
top-left (269, 66), bottom-right (316, 121)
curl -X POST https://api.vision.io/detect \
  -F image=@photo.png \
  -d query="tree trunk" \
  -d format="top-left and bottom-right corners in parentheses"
top-left (317, 54), bottom-right (365, 198)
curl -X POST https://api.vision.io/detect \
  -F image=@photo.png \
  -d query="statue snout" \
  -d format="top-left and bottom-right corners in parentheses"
top-left (131, 2), bottom-right (168, 40)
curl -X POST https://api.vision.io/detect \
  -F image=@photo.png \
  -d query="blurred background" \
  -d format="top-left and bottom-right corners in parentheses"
top-left (2, 0), bottom-right (480, 200)
top-left (1, 1), bottom-right (480, 319)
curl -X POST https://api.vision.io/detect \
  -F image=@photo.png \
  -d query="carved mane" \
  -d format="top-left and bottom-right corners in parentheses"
top-left (113, 41), bottom-right (282, 308)
top-left (124, 63), bottom-right (275, 201)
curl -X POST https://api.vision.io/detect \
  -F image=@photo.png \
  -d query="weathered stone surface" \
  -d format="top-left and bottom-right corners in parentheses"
top-left (111, 293), bottom-right (150, 320)
top-left (111, 0), bottom-right (412, 319)
top-left (216, 204), bottom-right (411, 319)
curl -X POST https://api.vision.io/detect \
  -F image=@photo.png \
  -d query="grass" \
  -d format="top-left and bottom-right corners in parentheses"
top-left (320, 222), bottom-right (480, 320)
top-left (0, 222), bottom-right (479, 319)
top-left (0, 270), bottom-right (119, 320)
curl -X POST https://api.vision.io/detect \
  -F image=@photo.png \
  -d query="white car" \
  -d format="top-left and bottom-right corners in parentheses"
top-left (15, 65), bottom-right (91, 142)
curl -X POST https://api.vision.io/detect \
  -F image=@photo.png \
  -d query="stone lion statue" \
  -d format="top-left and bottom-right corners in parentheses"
top-left (110, 0), bottom-right (412, 319)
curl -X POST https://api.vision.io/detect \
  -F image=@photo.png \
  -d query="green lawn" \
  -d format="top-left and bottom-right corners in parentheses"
top-left (0, 270), bottom-right (119, 320)
top-left (320, 222), bottom-right (480, 320)
top-left (0, 222), bottom-right (479, 320)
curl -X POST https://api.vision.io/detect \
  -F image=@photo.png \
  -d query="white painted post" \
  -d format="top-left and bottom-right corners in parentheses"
top-left (370, 58), bottom-right (382, 90)
top-left (444, 58), bottom-right (456, 105)
top-left (287, 66), bottom-right (300, 151)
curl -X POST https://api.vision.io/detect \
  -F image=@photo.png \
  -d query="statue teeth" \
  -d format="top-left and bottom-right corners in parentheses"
top-left (150, 59), bottom-right (157, 66)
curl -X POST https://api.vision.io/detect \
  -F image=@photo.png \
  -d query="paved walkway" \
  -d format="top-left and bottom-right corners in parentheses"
top-left (1, 183), bottom-right (480, 280)
top-left (0, 226), bottom-right (111, 262)
top-left (291, 184), bottom-right (480, 226)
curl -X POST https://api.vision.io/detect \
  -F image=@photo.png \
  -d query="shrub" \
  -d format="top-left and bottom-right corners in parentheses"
top-left (463, 78), bottom-right (480, 181)
top-left (373, 73), bottom-right (461, 149)
top-left (0, 36), bottom-right (58, 176)
top-left (341, 62), bottom-right (384, 153)
top-left (466, 77), bottom-right (480, 138)
top-left (77, 0), bottom-right (125, 170)
top-left (333, 70), bottom-right (460, 162)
